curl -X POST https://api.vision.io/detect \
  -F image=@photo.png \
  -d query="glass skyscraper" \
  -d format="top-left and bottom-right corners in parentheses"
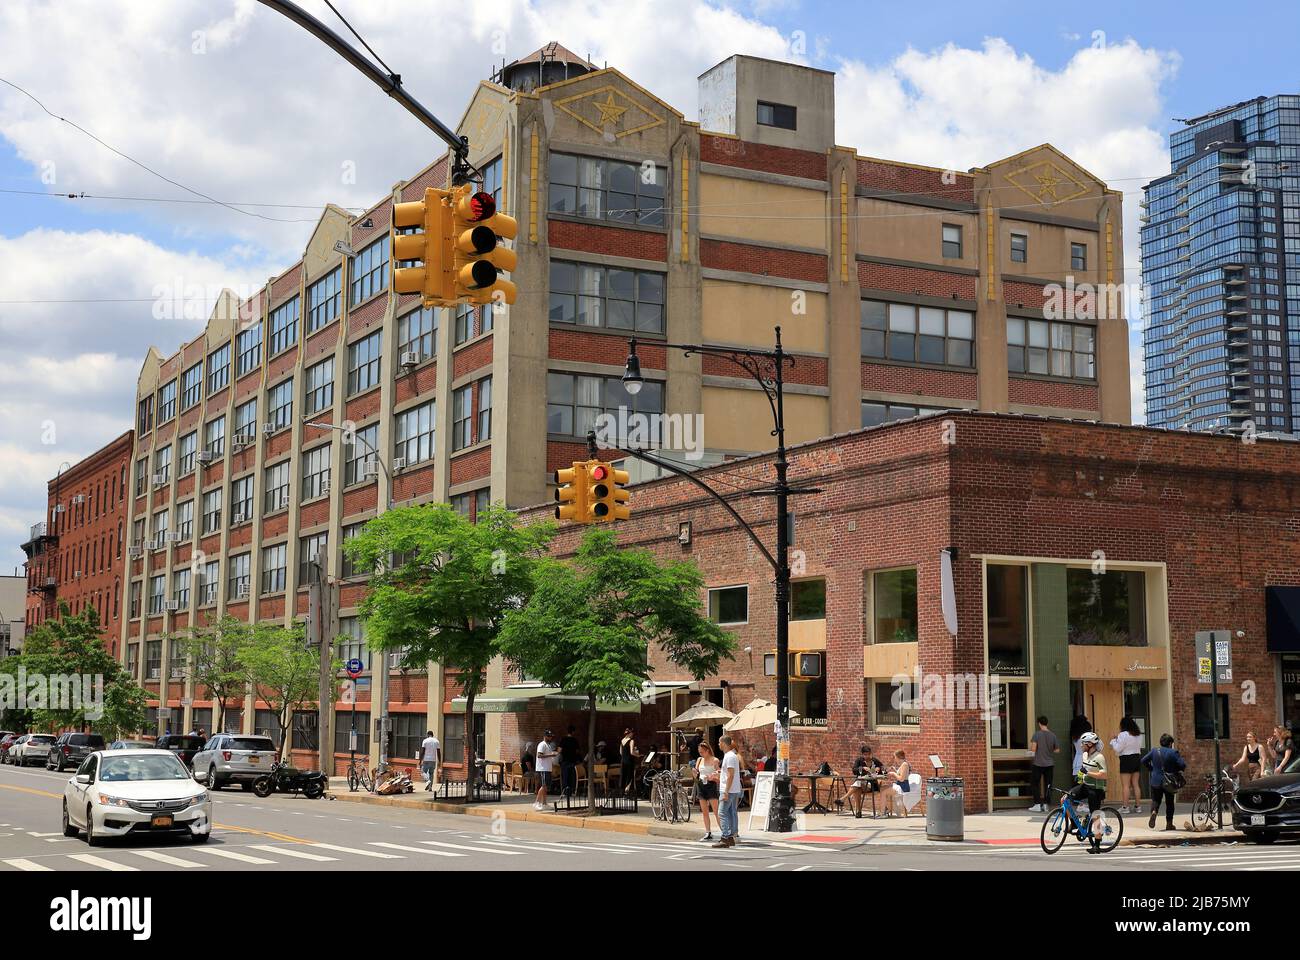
top-left (1142, 95), bottom-right (1300, 432)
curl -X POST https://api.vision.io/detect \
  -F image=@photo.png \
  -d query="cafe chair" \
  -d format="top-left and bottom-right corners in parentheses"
top-left (505, 762), bottom-right (524, 793)
top-left (898, 773), bottom-right (924, 816)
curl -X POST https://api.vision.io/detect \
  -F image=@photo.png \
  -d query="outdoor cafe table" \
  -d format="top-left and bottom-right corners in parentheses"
top-left (793, 773), bottom-right (832, 815)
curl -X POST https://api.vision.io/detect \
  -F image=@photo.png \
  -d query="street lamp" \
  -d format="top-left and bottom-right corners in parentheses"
top-left (621, 327), bottom-right (808, 832)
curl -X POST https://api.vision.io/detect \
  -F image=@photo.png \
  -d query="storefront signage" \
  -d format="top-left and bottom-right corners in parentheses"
top-left (748, 772), bottom-right (775, 832)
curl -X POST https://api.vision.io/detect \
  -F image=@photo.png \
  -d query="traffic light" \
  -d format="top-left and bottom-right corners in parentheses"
top-left (585, 461), bottom-right (631, 523)
top-left (553, 462), bottom-right (588, 522)
top-left (391, 187), bottom-right (453, 304)
top-left (450, 183), bottom-right (518, 306)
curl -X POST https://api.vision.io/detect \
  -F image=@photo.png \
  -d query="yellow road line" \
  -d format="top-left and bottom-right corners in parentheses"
top-left (0, 783), bottom-right (62, 799)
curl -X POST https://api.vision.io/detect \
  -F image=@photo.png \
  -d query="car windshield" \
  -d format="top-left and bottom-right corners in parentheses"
top-left (99, 755), bottom-right (191, 782)
top-left (230, 738), bottom-right (274, 752)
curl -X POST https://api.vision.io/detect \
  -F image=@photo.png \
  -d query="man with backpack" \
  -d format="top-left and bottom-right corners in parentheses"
top-left (1142, 733), bottom-right (1187, 831)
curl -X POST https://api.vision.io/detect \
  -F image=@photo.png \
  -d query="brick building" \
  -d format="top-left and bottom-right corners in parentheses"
top-left (117, 43), bottom-right (1131, 775)
top-left (506, 412), bottom-right (1300, 812)
top-left (19, 431), bottom-right (134, 656)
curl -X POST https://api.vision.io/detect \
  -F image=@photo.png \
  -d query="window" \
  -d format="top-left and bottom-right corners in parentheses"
top-left (546, 372), bottom-right (663, 439)
top-left (1071, 242), bottom-right (1088, 271)
top-left (344, 423), bottom-right (379, 486)
top-left (173, 569), bottom-right (190, 608)
top-left (860, 401), bottom-right (946, 427)
top-left (236, 322), bottom-right (262, 377)
top-left (178, 431), bottom-right (197, 476)
top-left (547, 153), bottom-right (665, 226)
top-left (986, 565), bottom-right (1028, 675)
top-left (390, 713), bottom-right (424, 761)
top-left (201, 488), bottom-right (222, 535)
top-left (137, 396), bottom-right (154, 434)
top-left (443, 713), bottom-right (486, 765)
top-left (335, 710), bottom-right (370, 755)
top-left (157, 379), bottom-right (177, 423)
top-left (871, 568), bottom-right (917, 643)
top-left (1010, 233), bottom-right (1027, 263)
top-left (299, 531), bottom-right (328, 584)
top-left (791, 578), bottom-right (826, 621)
top-left (151, 508), bottom-right (169, 540)
top-left (200, 559), bottom-right (219, 606)
top-left (264, 460), bottom-right (290, 512)
top-left (204, 415), bottom-right (225, 456)
top-left (301, 444), bottom-right (331, 501)
top-left (261, 543), bottom-right (287, 594)
top-left (941, 223), bottom-right (962, 259)
top-left (477, 377), bottom-right (493, 443)
top-left (207, 343), bottom-right (230, 394)
top-left (1066, 569), bottom-right (1146, 646)
top-left (873, 679), bottom-right (920, 727)
top-left (153, 445), bottom-right (171, 485)
top-left (988, 681), bottom-right (1030, 750)
top-left (180, 363), bottom-right (203, 411)
top-left (756, 100), bottom-right (796, 130)
top-left (148, 575), bottom-right (165, 615)
top-left (394, 401), bottom-right (435, 466)
top-left (291, 711), bottom-right (319, 751)
top-left (475, 488), bottom-right (489, 522)
top-left (304, 357), bottom-right (333, 415)
top-left (548, 260), bottom-right (664, 332)
top-left (267, 378), bottom-right (293, 431)
top-left (338, 616), bottom-right (368, 669)
top-left (451, 492), bottom-right (472, 516)
top-left (307, 266), bottom-right (341, 333)
top-left (268, 296), bottom-right (299, 356)
top-left (134, 457), bottom-right (148, 497)
top-left (861, 300), bottom-right (974, 367)
top-left (233, 399), bottom-right (257, 440)
top-left (452, 385), bottom-right (473, 451)
top-left (229, 475), bottom-right (253, 524)
top-left (1194, 694), bottom-right (1230, 740)
top-left (350, 235), bottom-right (389, 305)
top-left (340, 523), bottom-right (368, 579)
top-left (481, 154), bottom-right (503, 209)
top-left (175, 500), bottom-right (194, 540)
top-left (397, 306), bottom-right (436, 361)
top-left (1007, 318), bottom-right (1095, 379)
top-left (129, 581), bottom-right (141, 619)
top-left (708, 585), bottom-right (748, 625)
top-left (347, 331), bottom-right (383, 395)
top-left (146, 638), bottom-right (162, 678)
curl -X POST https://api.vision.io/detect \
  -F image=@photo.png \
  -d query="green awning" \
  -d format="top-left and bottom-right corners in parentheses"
top-left (448, 681), bottom-right (691, 714)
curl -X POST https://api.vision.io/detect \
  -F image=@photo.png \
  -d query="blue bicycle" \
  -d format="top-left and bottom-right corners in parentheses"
top-left (1040, 787), bottom-right (1124, 854)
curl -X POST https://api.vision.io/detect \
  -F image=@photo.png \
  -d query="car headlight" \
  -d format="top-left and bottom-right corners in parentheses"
top-left (188, 791), bottom-right (209, 807)
top-left (96, 794), bottom-right (131, 807)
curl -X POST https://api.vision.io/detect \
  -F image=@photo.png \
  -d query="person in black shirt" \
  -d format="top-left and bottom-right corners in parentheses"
top-left (558, 725), bottom-right (581, 797)
top-left (845, 744), bottom-right (885, 818)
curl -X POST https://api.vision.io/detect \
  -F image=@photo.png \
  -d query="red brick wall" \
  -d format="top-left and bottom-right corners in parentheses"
top-left (1008, 377), bottom-right (1099, 411)
top-left (395, 362), bottom-right (437, 404)
top-left (449, 447), bottom-right (491, 487)
top-left (861, 362), bottom-right (979, 401)
top-left (392, 462), bottom-right (435, 503)
top-left (451, 337), bottom-right (493, 381)
top-left (402, 156), bottom-right (449, 200)
top-left (701, 134), bottom-right (827, 182)
top-left (548, 220), bottom-right (667, 262)
top-left (701, 238), bottom-right (827, 283)
top-left (548, 329), bottom-right (665, 370)
top-left (856, 158), bottom-right (974, 204)
top-left (342, 485), bottom-right (377, 520)
top-left (858, 260), bottom-right (977, 300)
top-left (344, 388), bottom-right (382, 425)
top-left (702, 352), bottom-right (827, 388)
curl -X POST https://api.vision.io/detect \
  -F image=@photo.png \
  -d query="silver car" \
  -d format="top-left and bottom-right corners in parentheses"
top-left (191, 734), bottom-right (278, 790)
top-left (9, 733), bottom-right (57, 766)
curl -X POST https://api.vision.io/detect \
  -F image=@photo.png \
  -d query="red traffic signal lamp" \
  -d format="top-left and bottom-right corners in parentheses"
top-left (585, 461), bottom-right (631, 523)
top-left (391, 187), bottom-right (453, 305)
top-left (450, 184), bottom-right (518, 307)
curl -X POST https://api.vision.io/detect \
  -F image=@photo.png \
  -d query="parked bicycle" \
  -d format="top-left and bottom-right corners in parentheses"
top-left (346, 757), bottom-right (374, 794)
top-left (1040, 787), bottom-right (1124, 854)
top-left (645, 767), bottom-right (693, 823)
top-left (1191, 768), bottom-right (1239, 830)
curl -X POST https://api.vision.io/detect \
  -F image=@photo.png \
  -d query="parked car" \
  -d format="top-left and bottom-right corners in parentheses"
top-left (62, 749), bottom-right (211, 846)
top-left (191, 734), bottom-right (278, 790)
top-left (9, 733), bottom-right (57, 767)
top-left (108, 739), bottom-right (154, 751)
top-left (154, 734), bottom-right (206, 769)
top-left (1232, 755), bottom-right (1300, 843)
top-left (46, 732), bottom-right (107, 772)
top-left (0, 733), bottom-right (21, 762)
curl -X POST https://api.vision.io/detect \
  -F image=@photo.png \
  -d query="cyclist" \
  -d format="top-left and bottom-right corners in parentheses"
top-left (1068, 731), bottom-right (1109, 854)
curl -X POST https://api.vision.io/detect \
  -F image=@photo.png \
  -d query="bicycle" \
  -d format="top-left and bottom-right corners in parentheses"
top-left (645, 767), bottom-right (693, 823)
top-left (1191, 768), bottom-right (1238, 830)
top-left (346, 756), bottom-right (374, 794)
top-left (1040, 787), bottom-right (1124, 854)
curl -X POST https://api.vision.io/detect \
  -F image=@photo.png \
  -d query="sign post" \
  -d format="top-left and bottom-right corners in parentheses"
top-left (346, 659), bottom-right (363, 789)
top-left (1195, 630), bottom-right (1232, 828)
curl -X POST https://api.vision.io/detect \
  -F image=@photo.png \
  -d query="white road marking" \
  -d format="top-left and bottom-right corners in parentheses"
top-left (247, 844), bottom-right (338, 862)
top-left (370, 842), bottom-right (463, 858)
top-left (193, 848), bottom-right (277, 865)
top-left (131, 850), bottom-right (208, 869)
top-left (68, 854), bottom-right (139, 872)
top-left (27, 832), bottom-right (61, 837)
top-left (309, 842), bottom-right (405, 860)
top-left (1, 858), bottom-right (52, 872)
top-left (478, 837), bottom-right (586, 854)
top-left (419, 839), bottom-right (526, 856)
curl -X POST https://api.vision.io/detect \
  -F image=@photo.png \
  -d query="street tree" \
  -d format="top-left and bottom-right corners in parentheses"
top-left (239, 622), bottom-right (337, 761)
top-left (173, 615), bottom-right (250, 735)
top-left (343, 503), bottom-right (554, 783)
top-left (499, 528), bottom-right (733, 814)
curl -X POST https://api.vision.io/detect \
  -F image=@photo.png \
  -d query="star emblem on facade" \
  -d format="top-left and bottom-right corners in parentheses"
top-left (554, 84), bottom-right (665, 139)
top-left (1005, 160), bottom-right (1089, 206)
top-left (592, 92), bottom-right (628, 126)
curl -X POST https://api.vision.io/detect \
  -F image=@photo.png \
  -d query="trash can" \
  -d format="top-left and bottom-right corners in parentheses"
top-left (926, 777), bottom-right (964, 841)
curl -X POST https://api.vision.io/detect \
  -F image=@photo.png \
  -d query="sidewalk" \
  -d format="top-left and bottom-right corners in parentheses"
top-left (326, 778), bottom-right (1240, 848)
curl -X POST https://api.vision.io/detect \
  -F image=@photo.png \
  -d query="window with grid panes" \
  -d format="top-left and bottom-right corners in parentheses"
top-left (452, 384), bottom-right (473, 450)
top-left (129, 581), bottom-right (141, 619)
top-left (151, 508), bottom-right (169, 540)
top-left (347, 330), bottom-right (382, 394)
top-left (148, 575), bottom-right (165, 615)
top-left (301, 444), bottom-right (331, 501)
top-left (173, 569), bottom-right (190, 607)
top-left (137, 395), bottom-right (153, 434)
top-left (153, 445), bottom-right (171, 484)
top-left (268, 296), bottom-right (299, 356)
top-left (451, 492), bottom-right (471, 516)
top-left (1010, 233), bottom-right (1027, 263)
top-left (482, 154), bottom-right (503, 209)
top-left (207, 343), bottom-right (230, 393)
top-left (1007, 317), bottom-right (1095, 379)
top-left (344, 423), bottom-right (379, 486)
top-left (1071, 242), bottom-right (1088, 271)
top-left (291, 711), bottom-right (319, 751)
top-left (860, 300), bottom-right (974, 368)
top-left (299, 531), bottom-right (328, 584)
top-left (338, 616), bottom-right (369, 669)
top-left (394, 401), bottom-right (435, 466)
top-left (229, 475), bottom-right (253, 524)
top-left (134, 457), bottom-right (148, 496)
top-left (941, 223), bottom-right (962, 259)
top-left (350, 235), bottom-right (389, 305)
top-left (261, 542), bottom-right (287, 594)
top-left (397, 305), bottom-right (436, 360)
top-left (204, 415), bottom-right (225, 456)
top-left (201, 488), bottom-right (222, 534)
top-left (176, 500), bottom-right (193, 540)
top-left (200, 559), bottom-right (219, 605)
top-left (548, 260), bottom-right (664, 332)
top-left (304, 357), bottom-right (333, 415)
top-left (391, 713), bottom-right (424, 760)
top-left (546, 372), bottom-right (663, 439)
top-left (477, 377), bottom-right (492, 443)
top-left (178, 432), bottom-right (197, 476)
top-left (267, 378), bottom-right (293, 430)
top-left (236, 322), bottom-right (262, 377)
top-left (180, 363), bottom-right (203, 410)
top-left (157, 380), bottom-right (177, 423)
top-left (547, 153), bottom-right (665, 226)
top-left (233, 399), bottom-right (257, 440)
top-left (263, 461), bottom-right (290, 512)
top-left (307, 266), bottom-right (341, 332)
top-left (453, 301), bottom-right (476, 346)
top-left (340, 522), bottom-right (366, 579)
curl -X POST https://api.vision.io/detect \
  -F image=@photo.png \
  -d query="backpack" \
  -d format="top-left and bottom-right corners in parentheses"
top-left (1159, 749), bottom-right (1185, 792)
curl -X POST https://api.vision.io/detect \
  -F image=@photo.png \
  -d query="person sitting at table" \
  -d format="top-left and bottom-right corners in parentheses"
top-left (845, 744), bottom-right (885, 817)
top-left (886, 750), bottom-right (913, 817)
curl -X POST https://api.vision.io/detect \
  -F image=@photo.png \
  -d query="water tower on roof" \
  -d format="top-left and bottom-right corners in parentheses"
top-left (492, 42), bottom-right (598, 93)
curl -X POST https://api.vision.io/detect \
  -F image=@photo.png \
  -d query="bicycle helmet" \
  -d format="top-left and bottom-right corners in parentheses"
top-left (1079, 732), bottom-right (1100, 748)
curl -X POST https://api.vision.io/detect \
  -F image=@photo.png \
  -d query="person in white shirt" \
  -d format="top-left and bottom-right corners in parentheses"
top-left (1109, 717), bottom-right (1144, 814)
top-left (533, 731), bottom-right (557, 810)
top-left (419, 731), bottom-right (441, 792)
top-left (711, 735), bottom-right (744, 849)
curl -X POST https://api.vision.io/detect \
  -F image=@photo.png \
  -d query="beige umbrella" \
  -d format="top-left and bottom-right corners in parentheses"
top-left (723, 698), bottom-right (800, 732)
top-left (670, 702), bottom-right (735, 727)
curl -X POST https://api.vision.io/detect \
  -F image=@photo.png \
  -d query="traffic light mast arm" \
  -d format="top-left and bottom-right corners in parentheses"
top-left (254, 0), bottom-right (474, 183)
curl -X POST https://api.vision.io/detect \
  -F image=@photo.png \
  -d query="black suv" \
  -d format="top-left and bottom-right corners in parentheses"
top-left (46, 732), bottom-right (107, 772)
top-left (154, 734), bottom-right (206, 769)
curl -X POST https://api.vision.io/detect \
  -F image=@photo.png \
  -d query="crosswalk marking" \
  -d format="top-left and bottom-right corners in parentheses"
top-left (478, 837), bottom-right (589, 854)
top-left (370, 842), bottom-right (463, 858)
top-left (193, 848), bottom-right (276, 865)
top-left (247, 844), bottom-right (338, 862)
top-left (419, 839), bottom-right (526, 856)
top-left (131, 850), bottom-right (207, 869)
top-left (1, 858), bottom-right (52, 872)
top-left (68, 854), bottom-right (139, 872)
top-left (308, 842), bottom-right (404, 860)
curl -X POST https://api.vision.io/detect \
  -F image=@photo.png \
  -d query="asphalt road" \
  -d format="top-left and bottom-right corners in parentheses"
top-left (2, 762), bottom-right (1298, 872)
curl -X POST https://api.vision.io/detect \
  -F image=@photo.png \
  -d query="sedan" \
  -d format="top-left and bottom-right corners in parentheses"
top-left (62, 750), bottom-right (212, 846)
top-left (108, 740), bottom-right (154, 751)
top-left (0, 733), bottom-right (19, 762)
top-left (9, 733), bottom-right (57, 766)
top-left (1232, 755), bottom-right (1300, 843)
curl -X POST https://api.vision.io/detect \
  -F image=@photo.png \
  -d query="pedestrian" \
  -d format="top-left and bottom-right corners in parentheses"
top-left (619, 727), bottom-right (640, 797)
top-left (1232, 731), bottom-right (1263, 784)
top-left (1028, 715), bottom-right (1060, 813)
top-left (558, 725), bottom-right (581, 797)
top-left (1267, 724), bottom-right (1294, 774)
top-left (419, 729), bottom-right (441, 792)
top-left (686, 727), bottom-right (704, 763)
top-left (1142, 733), bottom-right (1186, 831)
top-left (693, 741), bottom-right (721, 842)
top-left (1069, 714), bottom-right (1092, 778)
top-left (1069, 732), bottom-right (1108, 854)
top-left (533, 730), bottom-right (557, 810)
top-left (1110, 716), bottom-right (1144, 814)
top-left (711, 735), bottom-right (743, 848)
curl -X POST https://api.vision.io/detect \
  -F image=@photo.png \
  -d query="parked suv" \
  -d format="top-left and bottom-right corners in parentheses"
top-left (46, 732), bottom-right (107, 772)
top-left (8, 733), bottom-right (57, 766)
top-left (0, 733), bottom-right (20, 762)
top-left (154, 734), bottom-right (206, 769)
top-left (192, 734), bottom-right (278, 790)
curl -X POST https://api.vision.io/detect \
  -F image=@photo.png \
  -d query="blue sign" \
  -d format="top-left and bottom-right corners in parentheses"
top-left (346, 659), bottom-right (364, 678)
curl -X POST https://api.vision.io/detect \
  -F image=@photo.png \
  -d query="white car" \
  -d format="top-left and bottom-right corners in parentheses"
top-left (9, 733), bottom-right (57, 766)
top-left (62, 750), bottom-right (212, 846)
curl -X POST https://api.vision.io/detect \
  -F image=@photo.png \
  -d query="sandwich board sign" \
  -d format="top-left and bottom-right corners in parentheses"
top-left (748, 771), bottom-right (775, 832)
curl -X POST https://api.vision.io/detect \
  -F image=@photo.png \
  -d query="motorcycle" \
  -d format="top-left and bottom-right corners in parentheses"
top-left (251, 760), bottom-right (329, 799)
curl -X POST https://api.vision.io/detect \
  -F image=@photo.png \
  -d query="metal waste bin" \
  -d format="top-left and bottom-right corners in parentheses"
top-left (926, 777), bottom-right (964, 841)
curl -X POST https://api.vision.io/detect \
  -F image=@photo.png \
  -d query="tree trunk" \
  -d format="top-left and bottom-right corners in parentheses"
top-left (587, 692), bottom-right (598, 817)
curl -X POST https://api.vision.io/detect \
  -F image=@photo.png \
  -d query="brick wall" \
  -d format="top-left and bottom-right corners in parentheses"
top-left (856, 158), bottom-right (975, 204)
top-left (703, 352), bottom-right (828, 387)
top-left (548, 220), bottom-right (667, 262)
top-left (701, 134), bottom-right (827, 182)
top-left (548, 329), bottom-right (666, 370)
top-left (858, 260), bottom-right (977, 300)
top-left (701, 238), bottom-right (827, 283)
top-left (861, 362), bottom-right (979, 402)
top-left (1008, 377), bottom-right (1099, 411)
top-left (451, 337), bottom-right (493, 381)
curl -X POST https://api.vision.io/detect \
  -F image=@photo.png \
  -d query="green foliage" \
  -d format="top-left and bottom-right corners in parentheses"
top-left (97, 680), bottom-right (150, 742)
top-left (240, 622), bottom-right (337, 759)
top-left (173, 615), bottom-right (250, 731)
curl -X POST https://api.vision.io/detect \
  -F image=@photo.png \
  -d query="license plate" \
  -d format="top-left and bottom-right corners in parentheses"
top-left (1251, 814), bottom-right (1266, 826)
top-left (247, 756), bottom-right (259, 764)
top-left (151, 815), bottom-right (174, 828)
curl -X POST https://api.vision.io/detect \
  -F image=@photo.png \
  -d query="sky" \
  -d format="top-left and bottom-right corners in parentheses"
top-left (1, 0), bottom-right (1298, 573)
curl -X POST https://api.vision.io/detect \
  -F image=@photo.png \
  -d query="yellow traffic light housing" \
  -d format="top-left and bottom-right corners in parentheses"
top-left (450, 183), bottom-right (518, 307)
top-left (553, 462), bottom-right (588, 522)
top-left (584, 461), bottom-right (631, 523)
top-left (606, 464), bottom-right (631, 521)
top-left (391, 187), bottom-right (453, 305)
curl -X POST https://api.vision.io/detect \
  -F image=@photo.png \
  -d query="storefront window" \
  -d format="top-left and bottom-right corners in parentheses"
top-left (1194, 693), bottom-right (1230, 741)
top-left (1066, 569), bottom-right (1147, 646)
top-left (986, 565), bottom-right (1029, 675)
top-left (987, 682), bottom-right (1029, 750)
top-left (791, 578), bottom-right (826, 621)
top-left (1282, 654), bottom-right (1300, 733)
top-left (872, 568), bottom-right (917, 643)
top-left (443, 714), bottom-right (486, 764)
top-left (873, 680), bottom-right (920, 727)
top-left (790, 653), bottom-right (826, 727)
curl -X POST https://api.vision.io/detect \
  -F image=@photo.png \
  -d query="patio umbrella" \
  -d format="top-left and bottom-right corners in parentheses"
top-left (670, 702), bottom-right (735, 727)
top-left (723, 698), bottom-right (800, 732)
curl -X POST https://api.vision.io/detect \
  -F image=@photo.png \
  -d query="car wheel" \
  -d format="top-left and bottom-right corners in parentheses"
top-left (191, 830), bottom-right (210, 844)
top-left (208, 766), bottom-right (223, 791)
top-left (85, 807), bottom-right (102, 847)
top-left (1249, 830), bottom-right (1279, 845)
top-left (61, 801), bottom-right (78, 838)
